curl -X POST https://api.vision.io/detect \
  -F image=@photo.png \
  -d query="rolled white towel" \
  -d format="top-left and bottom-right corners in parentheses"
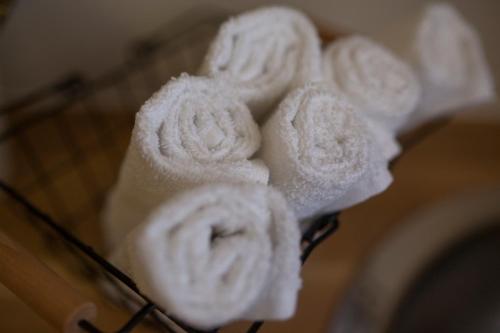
top-left (199, 6), bottom-right (322, 119)
top-left (374, 3), bottom-right (495, 129)
top-left (322, 36), bottom-right (421, 158)
top-left (259, 83), bottom-right (392, 220)
top-left (363, 118), bottom-right (401, 161)
top-left (103, 74), bottom-right (268, 249)
top-left (110, 184), bottom-right (301, 329)
top-left (323, 36), bottom-right (420, 132)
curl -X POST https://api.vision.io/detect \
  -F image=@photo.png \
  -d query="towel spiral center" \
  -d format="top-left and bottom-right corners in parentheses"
top-left (324, 36), bottom-right (419, 119)
top-left (290, 85), bottom-right (369, 185)
top-left (154, 78), bottom-right (260, 164)
top-left (141, 189), bottom-right (274, 312)
top-left (220, 24), bottom-right (299, 87)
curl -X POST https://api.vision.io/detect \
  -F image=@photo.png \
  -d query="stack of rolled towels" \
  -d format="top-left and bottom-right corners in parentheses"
top-left (102, 3), bottom-right (495, 329)
top-left (371, 2), bottom-right (496, 129)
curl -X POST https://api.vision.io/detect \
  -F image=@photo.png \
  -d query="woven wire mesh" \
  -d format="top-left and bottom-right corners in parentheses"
top-left (0, 7), bottom-right (446, 333)
top-left (0, 8), bottom-right (239, 333)
top-left (0, 7), bottom-right (344, 332)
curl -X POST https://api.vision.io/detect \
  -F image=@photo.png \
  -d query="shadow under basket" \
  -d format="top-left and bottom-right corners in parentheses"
top-left (0, 7), bottom-right (448, 333)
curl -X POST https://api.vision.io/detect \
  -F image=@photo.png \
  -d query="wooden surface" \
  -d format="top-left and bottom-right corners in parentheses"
top-left (0, 232), bottom-right (96, 333)
top-left (1, 118), bottom-right (500, 332)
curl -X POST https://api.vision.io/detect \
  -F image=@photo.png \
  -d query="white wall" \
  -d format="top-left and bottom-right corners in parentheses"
top-left (0, 0), bottom-right (498, 119)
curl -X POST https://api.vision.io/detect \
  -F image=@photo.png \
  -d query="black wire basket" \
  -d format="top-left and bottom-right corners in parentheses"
top-left (0, 7), bottom-right (448, 333)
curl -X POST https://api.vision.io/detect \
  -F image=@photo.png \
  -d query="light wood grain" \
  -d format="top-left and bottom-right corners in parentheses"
top-left (1, 118), bottom-right (500, 332)
top-left (0, 232), bottom-right (97, 333)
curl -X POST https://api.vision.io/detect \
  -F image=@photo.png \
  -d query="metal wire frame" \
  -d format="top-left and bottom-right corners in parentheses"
top-left (0, 8), bottom-right (230, 332)
top-left (0, 6), bottom-right (451, 333)
top-left (0, 177), bottom-right (342, 333)
top-left (0, 111), bottom-right (446, 333)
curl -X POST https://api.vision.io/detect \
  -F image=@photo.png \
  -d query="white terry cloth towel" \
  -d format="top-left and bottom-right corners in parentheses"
top-left (103, 74), bottom-right (269, 250)
top-left (259, 83), bottom-right (392, 220)
top-left (109, 184), bottom-right (302, 329)
top-left (374, 3), bottom-right (495, 130)
top-left (199, 6), bottom-right (322, 119)
top-left (322, 36), bottom-right (421, 159)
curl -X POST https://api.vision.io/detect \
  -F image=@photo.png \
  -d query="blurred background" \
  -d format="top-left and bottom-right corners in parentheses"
top-left (0, 1), bottom-right (499, 332)
top-left (1, 0), bottom-right (500, 111)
